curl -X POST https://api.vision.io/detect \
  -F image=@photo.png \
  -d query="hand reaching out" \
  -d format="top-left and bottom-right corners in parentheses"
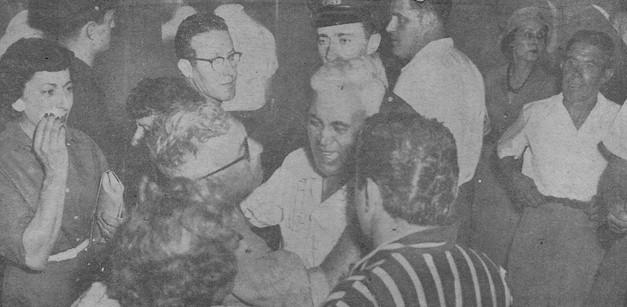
top-left (510, 173), bottom-right (544, 208)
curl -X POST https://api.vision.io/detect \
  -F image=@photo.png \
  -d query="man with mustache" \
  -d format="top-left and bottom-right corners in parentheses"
top-left (498, 30), bottom-right (619, 306)
top-left (136, 63), bottom-right (380, 305)
top-left (385, 0), bottom-right (486, 246)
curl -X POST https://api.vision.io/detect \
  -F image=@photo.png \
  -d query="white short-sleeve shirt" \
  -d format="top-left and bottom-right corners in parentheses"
top-left (603, 101), bottom-right (627, 160)
top-left (240, 148), bottom-right (347, 268)
top-left (498, 93), bottom-right (620, 201)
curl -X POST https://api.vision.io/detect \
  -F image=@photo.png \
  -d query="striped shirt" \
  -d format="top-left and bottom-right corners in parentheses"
top-left (324, 227), bottom-right (512, 307)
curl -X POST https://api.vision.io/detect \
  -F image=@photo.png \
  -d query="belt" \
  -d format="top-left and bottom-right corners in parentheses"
top-left (48, 239), bottom-right (89, 262)
top-left (544, 196), bottom-right (591, 210)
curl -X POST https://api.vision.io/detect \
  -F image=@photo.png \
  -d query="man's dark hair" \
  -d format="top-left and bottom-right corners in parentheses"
top-left (565, 30), bottom-right (615, 69)
top-left (356, 112), bottom-right (458, 226)
top-left (28, 0), bottom-right (118, 40)
top-left (0, 38), bottom-right (72, 120)
top-left (107, 177), bottom-right (238, 306)
top-left (126, 76), bottom-right (204, 120)
top-left (174, 12), bottom-right (229, 64)
top-left (408, 0), bottom-right (453, 21)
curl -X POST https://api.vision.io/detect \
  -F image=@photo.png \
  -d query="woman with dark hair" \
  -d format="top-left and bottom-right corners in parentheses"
top-left (472, 6), bottom-right (559, 267)
top-left (0, 38), bottom-right (123, 306)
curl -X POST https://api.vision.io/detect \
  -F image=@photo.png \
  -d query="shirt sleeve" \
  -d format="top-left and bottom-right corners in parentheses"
top-left (603, 104), bottom-right (627, 160)
top-left (497, 109), bottom-right (530, 159)
top-left (0, 166), bottom-right (35, 265)
top-left (239, 161), bottom-right (287, 227)
top-left (323, 273), bottom-right (378, 307)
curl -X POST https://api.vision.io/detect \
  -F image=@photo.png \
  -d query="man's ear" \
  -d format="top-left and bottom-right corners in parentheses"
top-left (420, 9), bottom-right (438, 29)
top-left (365, 177), bottom-right (383, 213)
top-left (84, 21), bottom-right (99, 42)
top-left (366, 33), bottom-right (381, 54)
top-left (601, 66), bottom-right (615, 85)
top-left (177, 58), bottom-right (194, 78)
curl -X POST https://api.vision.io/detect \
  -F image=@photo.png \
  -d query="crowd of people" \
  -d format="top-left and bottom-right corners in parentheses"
top-left (0, 0), bottom-right (627, 306)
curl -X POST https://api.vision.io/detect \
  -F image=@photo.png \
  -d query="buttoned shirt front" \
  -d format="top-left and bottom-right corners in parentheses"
top-left (498, 93), bottom-right (619, 201)
top-left (393, 38), bottom-right (486, 186)
top-left (240, 148), bottom-right (347, 268)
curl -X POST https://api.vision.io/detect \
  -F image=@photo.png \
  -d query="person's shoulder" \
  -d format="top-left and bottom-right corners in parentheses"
top-left (281, 147), bottom-right (314, 171)
top-left (522, 94), bottom-right (559, 114)
top-left (599, 94), bottom-right (622, 112)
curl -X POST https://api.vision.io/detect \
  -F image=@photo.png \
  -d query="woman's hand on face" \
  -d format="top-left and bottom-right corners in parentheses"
top-left (33, 114), bottom-right (68, 175)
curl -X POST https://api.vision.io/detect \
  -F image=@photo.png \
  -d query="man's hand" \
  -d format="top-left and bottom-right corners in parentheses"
top-left (96, 171), bottom-right (125, 239)
top-left (510, 173), bottom-right (545, 208)
top-left (33, 114), bottom-right (68, 175)
top-left (71, 282), bottom-right (120, 307)
top-left (608, 207), bottom-right (627, 234)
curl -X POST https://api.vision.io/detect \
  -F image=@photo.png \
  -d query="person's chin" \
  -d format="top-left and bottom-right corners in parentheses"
top-left (314, 159), bottom-right (342, 178)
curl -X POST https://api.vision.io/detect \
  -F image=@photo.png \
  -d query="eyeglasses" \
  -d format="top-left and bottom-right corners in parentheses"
top-left (518, 29), bottom-right (547, 41)
top-left (187, 52), bottom-right (243, 71)
top-left (202, 138), bottom-right (249, 179)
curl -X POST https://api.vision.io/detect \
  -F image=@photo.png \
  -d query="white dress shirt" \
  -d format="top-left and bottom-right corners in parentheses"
top-left (498, 93), bottom-right (619, 202)
top-left (0, 10), bottom-right (42, 58)
top-left (393, 38), bottom-right (486, 186)
top-left (215, 4), bottom-right (278, 112)
top-left (240, 148), bottom-right (347, 268)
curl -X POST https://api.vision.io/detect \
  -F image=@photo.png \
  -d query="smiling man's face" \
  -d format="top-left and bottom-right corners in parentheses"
top-left (307, 88), bottom-right (366, 177)
top-left (185, 30), bottom-right (238, 102)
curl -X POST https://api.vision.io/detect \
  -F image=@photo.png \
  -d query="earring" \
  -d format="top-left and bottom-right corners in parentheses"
top-left (12, 98), bottom-right (25, 112)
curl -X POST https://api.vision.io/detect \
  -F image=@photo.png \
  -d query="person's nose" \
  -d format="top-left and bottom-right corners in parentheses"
top-left (131, 126), bottom-right (145, 147)
top-left (58, 90), bottom-right (73, 112)
top-left (325, 43), bottom-right (338, 62)
top-left (222, 59), bottom-right (237, 77)
top-left (319, 127), bottom-right (335, 147)
top-left (386, 16), bottom-right (398, 33)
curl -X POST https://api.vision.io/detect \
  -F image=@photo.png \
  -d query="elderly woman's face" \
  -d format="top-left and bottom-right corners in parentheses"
top-left (21, 69), bottom-right (73, 125)
top-left (511, 20), bottom-right (547, 62)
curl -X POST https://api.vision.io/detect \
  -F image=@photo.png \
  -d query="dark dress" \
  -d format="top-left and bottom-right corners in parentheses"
top-left (471, 63), bottom-right (559, 267)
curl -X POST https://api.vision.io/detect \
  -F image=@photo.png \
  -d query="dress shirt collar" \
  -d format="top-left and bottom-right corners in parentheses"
top-left (402, 37), bottom-right (454, 72)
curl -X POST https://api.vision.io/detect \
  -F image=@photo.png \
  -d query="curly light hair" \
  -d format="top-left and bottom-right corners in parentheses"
top-left (107, 177), bottom-right (239, 306)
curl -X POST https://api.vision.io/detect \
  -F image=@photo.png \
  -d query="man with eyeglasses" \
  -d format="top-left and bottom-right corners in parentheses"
top-left (175, 12), bottom-right (241, 107)
top-left (140, 80), bottom-right (343, 306)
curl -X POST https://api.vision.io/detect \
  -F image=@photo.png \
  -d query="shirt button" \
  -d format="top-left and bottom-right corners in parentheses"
top-left (73, 215), bottom-right (78, 220)
top-left (65, 188), bottom-right (70, 193)
top-left (387, 96), bottom-right (393, 102)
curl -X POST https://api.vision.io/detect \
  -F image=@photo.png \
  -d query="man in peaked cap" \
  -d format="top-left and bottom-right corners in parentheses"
top-left (310, 0), bottom-right (416, 114)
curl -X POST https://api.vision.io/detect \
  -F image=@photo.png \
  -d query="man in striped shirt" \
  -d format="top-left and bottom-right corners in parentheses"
top-left (324, 113), bottom-right (512, 307)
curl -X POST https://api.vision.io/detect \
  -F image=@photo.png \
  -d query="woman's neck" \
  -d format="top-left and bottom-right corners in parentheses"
top-left (508, 58), bottom-right (535, 92)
